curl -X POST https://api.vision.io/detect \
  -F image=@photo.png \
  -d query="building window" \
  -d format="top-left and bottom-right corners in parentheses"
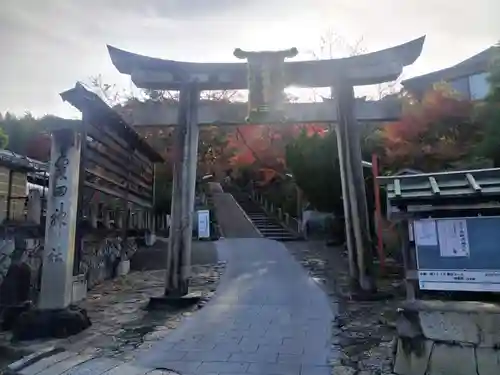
top-left (448, 77), bottom-right (470, 99)
top-left (469, 72), bottom-right (490, 100)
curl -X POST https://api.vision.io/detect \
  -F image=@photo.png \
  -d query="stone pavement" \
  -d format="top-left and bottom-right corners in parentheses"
top-left (132, 238), bottom-right (334, 375)
top-left (6, 238), bottom-right (334, 374)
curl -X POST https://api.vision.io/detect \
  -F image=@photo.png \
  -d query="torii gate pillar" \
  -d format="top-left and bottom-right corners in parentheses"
top-left (106, 36), bottom-right (425, 294)
top-left (151, 82), bottom-right (201, 304)
top-left (334, 82), bottom-right (375, 292)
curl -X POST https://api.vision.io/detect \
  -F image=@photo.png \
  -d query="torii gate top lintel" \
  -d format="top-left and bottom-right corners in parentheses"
top-left (233, 47), bottom-right (299, 60)
top-left (107, 36), bottom-right (425, 91)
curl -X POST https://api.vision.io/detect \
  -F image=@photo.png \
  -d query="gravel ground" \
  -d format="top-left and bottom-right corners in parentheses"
top-left (286, 241), bottom-right (404, 375)
top-left (0, 261), bottom-right (226, 366)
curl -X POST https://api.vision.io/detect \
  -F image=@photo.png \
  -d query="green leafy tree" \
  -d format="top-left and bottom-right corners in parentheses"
top-left (286, 130), bottom-right (343, 214)
top-left (0, 112), bottom-right (54, 160)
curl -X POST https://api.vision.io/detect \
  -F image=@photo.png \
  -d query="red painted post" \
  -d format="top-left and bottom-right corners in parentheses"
top-left (372, 153), bottom-right (385, 273)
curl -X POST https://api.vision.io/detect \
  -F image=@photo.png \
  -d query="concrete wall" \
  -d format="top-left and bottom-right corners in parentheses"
top-left (394, 299), bottom-right (500, 375)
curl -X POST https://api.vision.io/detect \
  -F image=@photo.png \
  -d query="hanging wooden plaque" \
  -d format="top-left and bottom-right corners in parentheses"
top-left (234, 48), bottom-right (298, 123)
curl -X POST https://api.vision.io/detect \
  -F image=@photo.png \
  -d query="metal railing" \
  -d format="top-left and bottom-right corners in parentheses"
top-left (248, 187), bottom-right (302, 235)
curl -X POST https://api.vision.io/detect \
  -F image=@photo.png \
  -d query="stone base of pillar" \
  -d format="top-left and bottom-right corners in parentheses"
top-left (147, 291), bottom-right (202, 311)
top-left (12, 305), bottom-right (91, 341)
top-left (0, 301), bottom-right (32, 331)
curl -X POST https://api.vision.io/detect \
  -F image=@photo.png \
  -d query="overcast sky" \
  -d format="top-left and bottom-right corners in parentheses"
top-left (0, 0), bottom-right (498, 118)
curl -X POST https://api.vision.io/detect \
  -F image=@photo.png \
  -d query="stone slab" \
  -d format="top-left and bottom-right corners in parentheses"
top-left (419, 310), bottom-right (480, 344)
top-left (61, 357), bottom-right (121, 374)
top-left (131, 239), bottom-right (334, 374)
top-left (20, 350), bottom-right (75, 375)
top-left (402, 299), bottom-right (500, 315)
top-left (35, 353), bottom-right (95, 375)
top-left (401, 299), bottom-right (500, 347)
top-left (427, 343), bottom-right (476, 375)
top-left (476, 347), bottom-right (500, 375)
top-left (6, 346), bottom-right (63, 374)
top-left (102, 363), bottom-right (152, 374)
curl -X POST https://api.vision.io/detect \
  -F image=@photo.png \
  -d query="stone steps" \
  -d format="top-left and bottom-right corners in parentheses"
top-left (229, 191), bottom-right (300, 242)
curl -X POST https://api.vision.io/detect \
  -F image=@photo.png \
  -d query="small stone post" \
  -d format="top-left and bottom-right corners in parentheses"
top-left (103, 209), bottom-right (111, 229)
top-left (130, 211), bottom-right (136, 229)
top-left (26, 189), bottom-right (42, 225)
top-left (89, 203), bottom-right (98, 228)
top-left (137, 211), bottom-right (143, 229)
top-left (284, 212), bottom-right (290, 226)
top-left (115, 209), bottom-right (123, 229)
top-left (145, 211), bottom-right (156, 246)
top-left (15, 128), bottom-right (91, 340)
top-left (39, 129), bottom-right (82, 309)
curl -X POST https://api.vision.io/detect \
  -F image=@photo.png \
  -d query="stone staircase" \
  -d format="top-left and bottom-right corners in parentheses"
top-left (229, 189), bottom-right (300, 242)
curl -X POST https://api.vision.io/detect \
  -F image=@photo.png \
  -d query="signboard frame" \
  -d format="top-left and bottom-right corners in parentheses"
top-left (413, 216), bottom-right (500, 292)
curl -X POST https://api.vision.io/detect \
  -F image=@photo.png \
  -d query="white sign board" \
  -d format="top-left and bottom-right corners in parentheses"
top-left (419, 270), bottom-right (500, 292)
top-left (197, 210), bottom-right (210, 239)
top-left (414, 220), bottom-right (438, 246)
top-left (437, 219), bottom-right (470, 257)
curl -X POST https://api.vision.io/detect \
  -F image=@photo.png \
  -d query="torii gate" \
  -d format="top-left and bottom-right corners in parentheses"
top-left (107, 36), bottom-right (425, 298)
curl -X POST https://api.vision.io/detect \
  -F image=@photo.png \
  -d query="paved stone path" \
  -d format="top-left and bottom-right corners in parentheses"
top-left (7, 238), bottom-right (334, 375)
top-left (132, 238), bottom-right (334, 375)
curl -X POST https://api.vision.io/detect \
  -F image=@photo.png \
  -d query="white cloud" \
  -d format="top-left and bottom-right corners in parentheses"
top-left (0, 0), bottom-right (498, 116)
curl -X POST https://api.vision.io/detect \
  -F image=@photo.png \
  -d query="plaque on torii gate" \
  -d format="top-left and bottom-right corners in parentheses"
top-left (107, 36), bottom-right (425, 296)
top-left (233, 47), bottom-right (298, 123)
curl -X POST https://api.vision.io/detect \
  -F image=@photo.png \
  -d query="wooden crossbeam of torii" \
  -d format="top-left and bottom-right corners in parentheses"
top-left (119, 98), bottom-right (402, 127)
top-left (107, 36), bottom-right (426, 297)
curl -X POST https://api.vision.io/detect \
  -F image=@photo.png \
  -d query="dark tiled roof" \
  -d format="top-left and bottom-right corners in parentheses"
top-left (0, 149), bottom-right (48, 173)
top-left (402, 46), bottom-right (497, 94)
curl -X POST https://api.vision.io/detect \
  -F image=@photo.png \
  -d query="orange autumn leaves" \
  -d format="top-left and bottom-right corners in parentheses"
top-left (228, 123), bottom-right (327, 183)
top-left (380, 88), bottom-right (481, 172)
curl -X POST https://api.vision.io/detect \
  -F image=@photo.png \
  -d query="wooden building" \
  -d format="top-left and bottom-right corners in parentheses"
top-left (0, 150), bottom-right (48, 224)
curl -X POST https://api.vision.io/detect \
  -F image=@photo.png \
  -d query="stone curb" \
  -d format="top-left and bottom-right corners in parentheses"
top-left (3, 346), bottom-right (178, 375)
top-left (4, 346), bottom-right (63, 374)
top-left (0, 342), bottom-right (34, 365)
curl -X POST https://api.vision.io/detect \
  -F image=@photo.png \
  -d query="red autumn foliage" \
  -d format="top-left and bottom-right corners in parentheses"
top-left (380, 88), bottom-right (481, 172)
top-left (228, 123), bottom-right (326, 183)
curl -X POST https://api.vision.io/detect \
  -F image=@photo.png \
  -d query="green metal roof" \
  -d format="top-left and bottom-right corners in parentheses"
top-left (378, 168), bottom-right (500, 204)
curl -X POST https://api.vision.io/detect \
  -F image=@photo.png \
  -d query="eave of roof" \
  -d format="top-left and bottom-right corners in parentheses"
top-left (60, 83), bottom-right (164, 163)
top-left (403, 46), bottom-right (496, 92)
